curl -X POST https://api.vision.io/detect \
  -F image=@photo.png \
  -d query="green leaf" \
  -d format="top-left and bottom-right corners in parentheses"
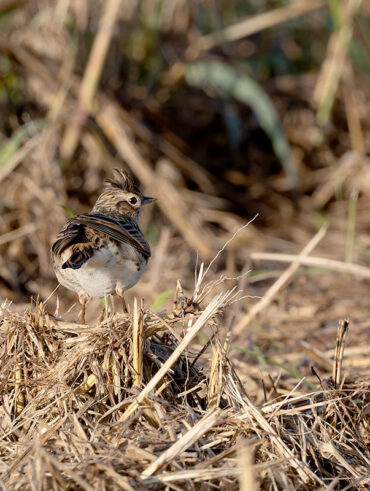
top-left (328, 0), bottom-right (342, 30)
top-left (151, 290), bottom-right (175, 310)
top-left (0, 120), bottom-right (45, 167)
top-left (60, 205), bottom-right (75, 218)
top-left (232, 346), bottom-right (318, 391)
top-left (185, 61), bottom-right (298, 185)
top-left (101, 297), bottom-right (110, 310)
top-left (311, 212), bottom-right (328, 229)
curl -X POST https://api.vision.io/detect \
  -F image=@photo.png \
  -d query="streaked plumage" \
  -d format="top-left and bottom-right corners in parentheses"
top-left (51, 169), bottom-right (155, 321)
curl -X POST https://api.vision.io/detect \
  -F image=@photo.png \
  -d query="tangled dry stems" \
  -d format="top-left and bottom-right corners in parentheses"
top-left (0, 288), bottom-right (368, 490)
top-left (0, 2), bottom-right (369, 488)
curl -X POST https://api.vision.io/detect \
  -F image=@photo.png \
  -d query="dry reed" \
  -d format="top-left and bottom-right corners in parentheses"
top-left (0, 289), bottom-right (368, 489)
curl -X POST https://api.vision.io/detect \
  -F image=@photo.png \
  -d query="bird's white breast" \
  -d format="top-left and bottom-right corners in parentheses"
top-left (57, 244), bottom-right (147, 298)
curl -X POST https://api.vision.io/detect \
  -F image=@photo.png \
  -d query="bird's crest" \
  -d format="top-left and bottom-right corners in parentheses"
top-left (103, 168), bottom-right (137, 193)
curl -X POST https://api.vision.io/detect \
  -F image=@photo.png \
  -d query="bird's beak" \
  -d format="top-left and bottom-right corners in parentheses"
top-left (143, 196), bottom-right (156, 205)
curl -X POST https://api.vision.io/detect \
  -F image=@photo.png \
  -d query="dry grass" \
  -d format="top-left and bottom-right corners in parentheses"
top-left (1, 0), bottom-right (370, 308)
top-left (0, 279), bottom-right (368, 489)
top-left (1, 1), bottom-right (370, 489)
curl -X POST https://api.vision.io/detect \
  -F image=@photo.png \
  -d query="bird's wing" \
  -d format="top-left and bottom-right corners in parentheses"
top-left (52, 221), bottom-right (84, 257)
top-left (70, 213), bottom-right (151, 258)
top-left (62, 245), bottom-right (94, 270)
top-left (52, 221), bottom-right (95, 269)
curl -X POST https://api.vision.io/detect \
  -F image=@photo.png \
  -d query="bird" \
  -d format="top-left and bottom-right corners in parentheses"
top-left (51, 168), bottom-right (155, 323)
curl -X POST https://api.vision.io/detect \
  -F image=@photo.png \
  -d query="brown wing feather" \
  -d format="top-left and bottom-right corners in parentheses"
top-left (52, 221), bottom-right (84, 257)
top-left (70, 213), bottom-right (151, 258)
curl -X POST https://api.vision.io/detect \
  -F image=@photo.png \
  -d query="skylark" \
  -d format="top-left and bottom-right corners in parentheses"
top-left (51, 169), bottom-right (155, 323)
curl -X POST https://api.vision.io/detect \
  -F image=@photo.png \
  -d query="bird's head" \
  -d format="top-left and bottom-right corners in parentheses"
top-left (92, 169), bottom-right (156, 218)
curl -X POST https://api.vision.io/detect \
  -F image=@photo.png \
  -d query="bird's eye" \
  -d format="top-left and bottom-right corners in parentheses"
top-left (129, 197), bottom-right (138, 205)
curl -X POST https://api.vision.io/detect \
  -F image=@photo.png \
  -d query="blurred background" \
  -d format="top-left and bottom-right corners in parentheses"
top-left (0, 0), bottom-right (369, 392)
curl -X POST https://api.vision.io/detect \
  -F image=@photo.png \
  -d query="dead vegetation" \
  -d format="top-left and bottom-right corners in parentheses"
top-left (0, 0), bottom-right (370, 489)
top-left (0, 285), bottom-right (368, 489)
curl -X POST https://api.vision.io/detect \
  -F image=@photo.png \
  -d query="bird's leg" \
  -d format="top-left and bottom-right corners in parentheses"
top-left (97, 296), bottom-right (108, 324)
top-left (110, 294), bottom-right (115, 312)
top-left (97, 307), bottom-right (106, 324)
top-left (119, 293), bottom-right (127, 313)
top-left (116, 283), bottom-right (127, 314)
top-left (80, 300), bottom-right (86, 324)
top-left (78, 292), bottom-right (89, 324)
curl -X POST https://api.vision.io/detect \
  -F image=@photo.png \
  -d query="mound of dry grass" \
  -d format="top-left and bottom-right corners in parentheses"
top-left (1, 2), bottom-right (369, 488)
top-left (0, 284), bottom-right (368, 490)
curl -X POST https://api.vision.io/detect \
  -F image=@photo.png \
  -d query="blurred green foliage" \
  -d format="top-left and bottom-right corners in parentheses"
top-left (1, 0), bottom-right (370, 177)
top-left (186, 60), bottom-right (298, 182)
top-left (0, 120), bottom-right (44, 166)
top-left (232, 345), bottom-right (318, 391)
top-left (151, 289), bottom-right (175, 310)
